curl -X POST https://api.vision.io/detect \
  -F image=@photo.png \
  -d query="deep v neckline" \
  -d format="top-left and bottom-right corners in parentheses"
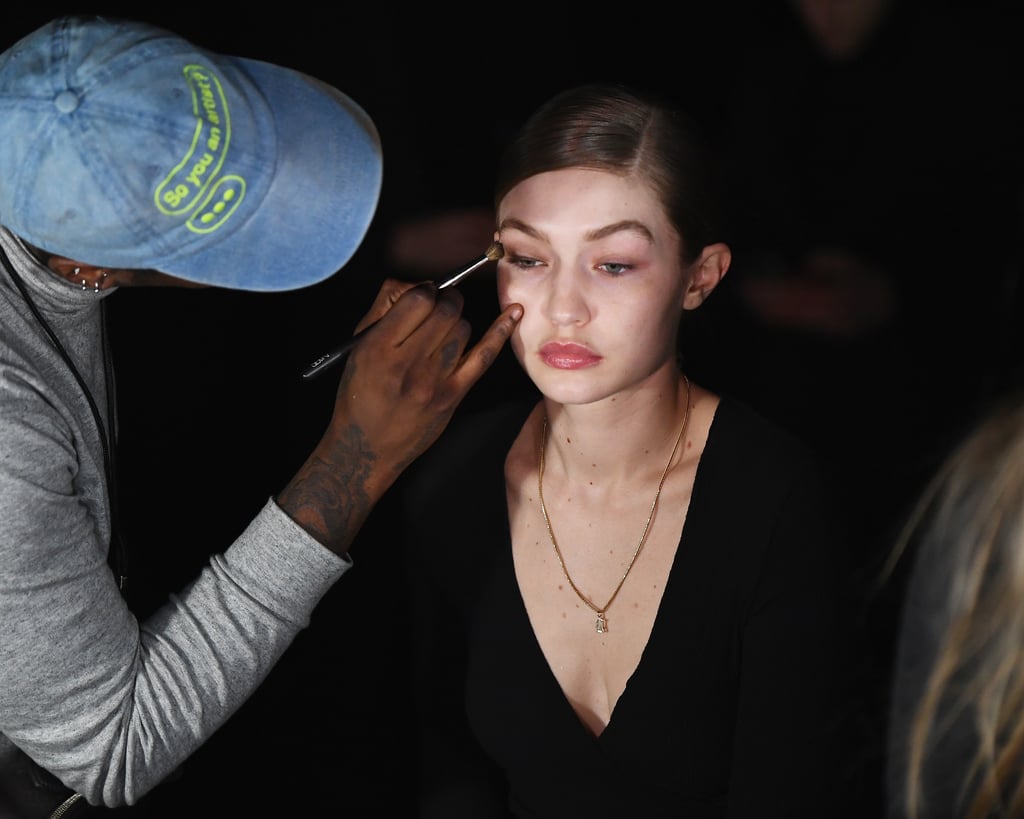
top-left (507, 403), bottom-right (719, 741)
top-left (515, 552), bottom-right (680, 740)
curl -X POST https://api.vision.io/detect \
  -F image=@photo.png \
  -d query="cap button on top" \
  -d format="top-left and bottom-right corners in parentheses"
top-left (53, 90), bottom-right (80, 113)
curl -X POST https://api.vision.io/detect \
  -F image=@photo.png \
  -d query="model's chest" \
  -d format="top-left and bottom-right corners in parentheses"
top-left (459, 493), bottom-right (741, 800)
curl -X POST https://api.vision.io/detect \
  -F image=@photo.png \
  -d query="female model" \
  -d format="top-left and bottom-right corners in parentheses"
top-left (400, 82), bottom-right (853, 818)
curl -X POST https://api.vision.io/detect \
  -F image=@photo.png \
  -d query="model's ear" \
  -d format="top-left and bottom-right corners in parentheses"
top-left (682, 243), bottom-right (731, 310)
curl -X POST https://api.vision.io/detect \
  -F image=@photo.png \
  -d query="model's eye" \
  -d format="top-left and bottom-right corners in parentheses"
top-left (599, 262), bottom-right (633, 276)
top-left (508, 254), bottom-right (543, 270)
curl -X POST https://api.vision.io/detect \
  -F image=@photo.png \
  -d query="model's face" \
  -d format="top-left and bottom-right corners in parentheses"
top-left (496, 168), bottom-right (687, 406)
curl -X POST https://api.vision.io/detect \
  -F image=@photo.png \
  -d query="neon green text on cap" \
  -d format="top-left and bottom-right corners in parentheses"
top-left (154, 64), bottom-right (246, 235)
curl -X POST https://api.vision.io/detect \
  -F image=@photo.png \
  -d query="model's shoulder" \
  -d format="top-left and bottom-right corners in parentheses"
top-left (402, 397), bottom-right (538, 492)
top-left (708, 394), bottom-right (819, 471)
top-left (440, 398), bottom-right (536, 454)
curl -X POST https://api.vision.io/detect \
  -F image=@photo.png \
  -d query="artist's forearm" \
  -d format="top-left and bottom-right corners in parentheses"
top-left (276, 423), bottom-right (389, 557)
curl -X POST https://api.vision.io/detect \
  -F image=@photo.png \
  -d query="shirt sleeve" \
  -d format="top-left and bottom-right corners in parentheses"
top-left (0, 383), bottom-right (350, 806)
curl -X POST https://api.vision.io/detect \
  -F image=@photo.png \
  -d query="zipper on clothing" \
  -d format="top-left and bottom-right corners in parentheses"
top-left (49, 791), bottom-right (82, 818)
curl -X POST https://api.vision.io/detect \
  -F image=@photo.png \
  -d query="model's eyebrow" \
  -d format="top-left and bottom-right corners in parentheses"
top-left (497, 218), bottom-right (654, 244)
top-left (497, 217), bottom-right (543, 240)
top-left (586, 220), bottom-right (654, 243)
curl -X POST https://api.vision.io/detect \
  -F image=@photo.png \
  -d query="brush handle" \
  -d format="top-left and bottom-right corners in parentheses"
top-left (300, 249), bottom-right (497, 380)
top-left (300, 329), bottom-right (368, 380)
top-left (433, 253), bottom-right (493, 290)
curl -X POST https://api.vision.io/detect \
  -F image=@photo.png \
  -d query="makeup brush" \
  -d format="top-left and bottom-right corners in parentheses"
top-left (300, 241), bottom-right (504, 380)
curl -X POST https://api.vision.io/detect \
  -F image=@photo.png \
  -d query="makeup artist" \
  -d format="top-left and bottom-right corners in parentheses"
top-left (0, 15), bottom-right (520, 816)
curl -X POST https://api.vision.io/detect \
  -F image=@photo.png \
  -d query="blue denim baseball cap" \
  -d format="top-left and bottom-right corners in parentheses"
top-left (0, 16), bottom-right (383, 290)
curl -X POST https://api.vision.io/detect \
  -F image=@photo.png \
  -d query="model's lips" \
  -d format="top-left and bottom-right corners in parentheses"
top-left (539, 342), bottom-right (602, 369)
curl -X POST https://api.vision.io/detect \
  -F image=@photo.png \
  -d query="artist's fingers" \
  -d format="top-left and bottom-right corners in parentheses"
top-left (427, 316), bottom-right (474, 375)
top-left (352, 278), bottom-right (433, 335)
top-left (448, 303), bottom-right (523, 394)
top-left (354, 286), bottom-right (466, 372)
top-left (394, 287), bottom-right (470, 361)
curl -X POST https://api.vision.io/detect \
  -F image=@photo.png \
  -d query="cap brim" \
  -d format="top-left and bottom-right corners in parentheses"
top-left (154, 59), bottom-right (383, 291)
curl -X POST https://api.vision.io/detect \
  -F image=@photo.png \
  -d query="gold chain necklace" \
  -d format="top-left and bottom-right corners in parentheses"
top-left (537, 376), bottom-right (691, 634)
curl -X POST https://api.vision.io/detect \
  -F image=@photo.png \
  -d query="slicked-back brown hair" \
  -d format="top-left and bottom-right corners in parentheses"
top-left (494, 82), bottom-right (724, 265)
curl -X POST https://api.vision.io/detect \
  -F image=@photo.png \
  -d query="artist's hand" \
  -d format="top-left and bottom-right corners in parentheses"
top-left (277, 278), bottom-right (522, 554)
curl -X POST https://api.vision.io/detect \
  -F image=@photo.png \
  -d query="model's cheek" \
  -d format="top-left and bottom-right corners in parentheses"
top-left (507, 308), bottom-right (543, 372)
top-left (496, 268), bottom-right (519, 299)
top-left (496, 269), bottom-right (514, 310)
top-left (509, 330), bottom-right (527, 366)
top-left (498, 275), bottom-right (537, 318)
top-left (641, 318), bottom-right (683, 370)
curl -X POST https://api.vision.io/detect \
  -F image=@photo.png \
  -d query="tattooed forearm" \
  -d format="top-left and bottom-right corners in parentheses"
top-left (276, 424), bottom-right (377, 556)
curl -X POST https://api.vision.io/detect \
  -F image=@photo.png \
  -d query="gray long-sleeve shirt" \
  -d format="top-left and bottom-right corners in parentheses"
top-left (0, 227), bottom-right (351, 806)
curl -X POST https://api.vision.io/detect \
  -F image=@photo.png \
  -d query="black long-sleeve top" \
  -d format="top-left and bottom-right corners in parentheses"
top-left (400, 395), bottom-right (855, 818)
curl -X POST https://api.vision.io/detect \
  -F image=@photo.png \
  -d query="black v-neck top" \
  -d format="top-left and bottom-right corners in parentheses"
top-left (400, 395), bottom-right (853, 818)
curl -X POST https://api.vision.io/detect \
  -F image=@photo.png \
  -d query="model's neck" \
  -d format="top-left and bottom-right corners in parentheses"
top-left (541, 374), bottom-right (692, 481)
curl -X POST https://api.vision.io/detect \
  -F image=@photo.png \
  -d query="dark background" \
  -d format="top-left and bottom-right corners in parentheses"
top-left (4, 3), bottom-right (1023, 816)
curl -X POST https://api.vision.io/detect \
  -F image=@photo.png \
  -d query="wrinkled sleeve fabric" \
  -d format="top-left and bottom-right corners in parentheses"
top-left (0, 373), bottom-right (350, 806)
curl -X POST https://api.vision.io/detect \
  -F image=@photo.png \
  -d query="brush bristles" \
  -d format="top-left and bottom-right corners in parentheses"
top-left (486, 241), bottom-right (504, 262)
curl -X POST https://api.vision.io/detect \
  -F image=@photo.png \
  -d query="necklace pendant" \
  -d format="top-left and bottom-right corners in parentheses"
top-left (596, 613), bottom-right (608, 633)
